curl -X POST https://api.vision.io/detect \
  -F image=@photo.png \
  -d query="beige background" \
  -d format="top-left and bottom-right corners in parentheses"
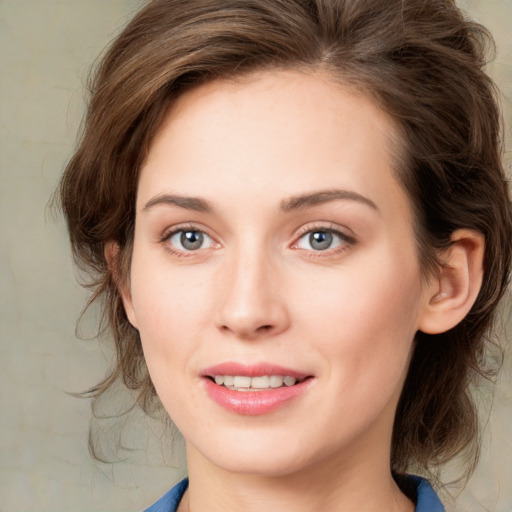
top-left (1, 1), bottom-right (510, 511)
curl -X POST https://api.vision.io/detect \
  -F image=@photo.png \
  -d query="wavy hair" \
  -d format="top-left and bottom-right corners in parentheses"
top-left (59, 0), bottom-right (512, 476)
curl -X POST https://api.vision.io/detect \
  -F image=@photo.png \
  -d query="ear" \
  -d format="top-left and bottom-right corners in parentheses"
top-left (105, 241), bottom-right (139, 330)
top-left (418, 229), bottom-right (485, 334)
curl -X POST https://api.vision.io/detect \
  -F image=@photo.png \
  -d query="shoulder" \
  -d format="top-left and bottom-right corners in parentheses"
top-left (144, 478), bottom-right (189, 512)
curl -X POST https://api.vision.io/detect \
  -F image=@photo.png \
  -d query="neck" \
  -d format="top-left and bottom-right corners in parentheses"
top-left (180, 442), bottom-right (414, 512)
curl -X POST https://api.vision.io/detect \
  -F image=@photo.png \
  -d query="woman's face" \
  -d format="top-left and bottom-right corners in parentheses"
top-left (123, 70), bottom-right (433, 477)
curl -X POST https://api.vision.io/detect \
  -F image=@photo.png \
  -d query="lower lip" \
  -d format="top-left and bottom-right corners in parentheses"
top-left (203, 378), bottom-right (313, 415)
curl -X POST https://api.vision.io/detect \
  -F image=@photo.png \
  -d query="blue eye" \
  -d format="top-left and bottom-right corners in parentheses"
top-left (296, 230), bottom-right (346, 251)
top-left (168, 230), bottom-right (214, 251)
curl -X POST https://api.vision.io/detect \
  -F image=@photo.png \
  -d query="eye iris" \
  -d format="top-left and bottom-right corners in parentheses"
top-left (309, 231), bottom-right (333, 250)
top-left (181, 231), bottom-right (203, 250)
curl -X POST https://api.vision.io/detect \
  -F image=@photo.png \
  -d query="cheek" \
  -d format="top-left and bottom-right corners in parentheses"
top-left (128, 248), bottom-right (212, 369)
top-left (293, 251), bottom-right (422, 391)
top-left (128, 259), bottom-right (211, 422)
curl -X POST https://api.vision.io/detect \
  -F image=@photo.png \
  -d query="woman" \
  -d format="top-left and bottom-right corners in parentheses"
top-left (59, 0), bottom-right (512, 510)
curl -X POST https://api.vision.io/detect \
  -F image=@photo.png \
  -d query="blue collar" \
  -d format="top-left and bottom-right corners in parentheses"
top-left (403, 475), bottom-right (446, 511)
top-left (144, 474), bottom-right (445, 512)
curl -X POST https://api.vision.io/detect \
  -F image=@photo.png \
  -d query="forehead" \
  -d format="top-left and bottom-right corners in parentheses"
top-left (138, 70), bottom-right (409, 221)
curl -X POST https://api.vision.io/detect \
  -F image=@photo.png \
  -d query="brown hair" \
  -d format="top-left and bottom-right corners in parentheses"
top-left (60, 0), bottom-right (512, 477)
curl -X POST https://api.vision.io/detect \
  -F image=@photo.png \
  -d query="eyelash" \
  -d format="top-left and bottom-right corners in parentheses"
top-left (160, 223), bottom-right (218, 258)
top-left (291, 223), bottom-right (357, 258)
top-left (160, 223), bottom-right (356, 258)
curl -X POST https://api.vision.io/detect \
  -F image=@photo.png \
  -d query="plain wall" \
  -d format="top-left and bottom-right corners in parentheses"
top-left (0, 1), bottom-right (510, 511)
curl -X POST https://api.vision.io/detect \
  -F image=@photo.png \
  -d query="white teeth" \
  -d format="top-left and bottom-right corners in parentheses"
top-left (251, 376), bottom-right (270, 389)
top-left (212, 375), bottom-right (301, 390)
top-left (233, 376), bottom-right (251, 388)
top-left (283, 376), bottom-right (297, 386)
top-left (269, 375), bottom-right (284, 388)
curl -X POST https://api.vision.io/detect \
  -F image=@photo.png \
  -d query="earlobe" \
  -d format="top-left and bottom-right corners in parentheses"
top-left (105, 241), bottom-right (139, 329)
top-left (418, 229), bottom-right (485, 334)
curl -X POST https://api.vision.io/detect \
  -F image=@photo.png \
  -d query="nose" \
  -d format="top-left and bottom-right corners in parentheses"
top-left (214, 246), bottom-right (290, 340)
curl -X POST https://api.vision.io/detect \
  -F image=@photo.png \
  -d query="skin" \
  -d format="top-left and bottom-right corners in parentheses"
top-left (119, 70), bottom-right (483, 511)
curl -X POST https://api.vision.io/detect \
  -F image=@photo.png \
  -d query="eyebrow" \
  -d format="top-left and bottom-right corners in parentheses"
top-left (280, 189), bottom-right (378, 212)
top-left (142, 188), bottom-right (378, 214)
top-left (143, 194), bottom-right (213, 212)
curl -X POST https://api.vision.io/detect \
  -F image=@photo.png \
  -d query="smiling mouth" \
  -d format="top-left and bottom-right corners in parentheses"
top-left (202, 364), bottom-right (314, 415)
top-left (209, 375), bottom-right (307, 391)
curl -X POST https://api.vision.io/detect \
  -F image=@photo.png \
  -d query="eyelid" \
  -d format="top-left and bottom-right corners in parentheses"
top-left (292, 222), bottom-right (356, 243)
top-left (161, 222), bottom-right (215, 241)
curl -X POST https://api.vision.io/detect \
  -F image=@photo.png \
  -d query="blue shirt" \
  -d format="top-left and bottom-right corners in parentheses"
top-left (144, 475), bottom-right (444, 512)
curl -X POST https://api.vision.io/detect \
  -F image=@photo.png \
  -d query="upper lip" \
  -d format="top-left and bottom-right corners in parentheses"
top-left (200, 362), bottom-right (311, 380)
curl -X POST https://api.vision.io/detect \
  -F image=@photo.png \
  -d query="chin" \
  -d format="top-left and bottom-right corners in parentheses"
top-left (214, 453), bottom-right (310, 478)
top-left (188, 427), bottom-right (331, 479)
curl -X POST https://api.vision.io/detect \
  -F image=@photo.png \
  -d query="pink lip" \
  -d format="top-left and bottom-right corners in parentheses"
top-left (201, 362), bottom-right (310, 379)
top-left (200, 362), bottom-right (314, 416)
